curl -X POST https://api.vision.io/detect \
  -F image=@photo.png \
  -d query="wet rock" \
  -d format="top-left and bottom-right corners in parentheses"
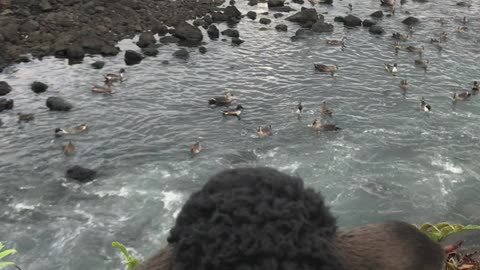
top-left (91, 61), bottom-right (105, 69)
top-left (224, 5), bottom-right (241, 18)
top-left (100, 45), bottom-right (119, 56)
top-left (292, 0), bottom-right (304, 3)
top-left (0, 98), bottom-right (14, 112)
top-left (66, 45), bottom-right (84, 60)
top-left (19, 19), bottom-right (40, 33)
top-left (153, 23), bottom-right (168, 36)
top-left (312, 22), bottom-right (334, 32)
top-left (124, 50), bottom-right (143, 65)
top-left (370, 10), bottom-right (384, 18)
top-left (247, 11), bottom-right (257, 20)
top-left (16, 55), bottom-right (30, 63)
top-left (274, 13), bottom-right (284, 18)
top-left (259, 27), bottom-right (268, 31)
top-left (193, 19), bottom-right (205, 27)
top-left (402, 16), bottom-right (419, 25)
top-left (31, 81), bottom-right (48, 94)
top-left (285, 8), bottom-right (321, 26)
top-left (142, 47), bottom-right (159, 57)
top-left (362, 19), bottom-right (376, 27)
top-left (221, 29), bottom-right (240, 38)
top-left (334, 16), bottom-right (345, 22)
top-left (0, 81), bottom-right (12, 96)
top-left (232, 37), bottom-right (244, 45)
top-left (46, 97), bottom-right (72, 111)
top-left (269, 6), bottom-right (295, 12)
top-left (369, 25), bottom-right (385, 35)
top-left (295, 28), bottom-right (313, 37)
top-left (199, 46), bottom-right (207, 54)
top-left (162, 60), bottom-right (169, 65)
top-left (211, 11), bottom-right (229, 22)
top-left (343, 15), bottom-right (362, 27)
top-left (174, 21), bottom-right (203, 43)
top-left (39, 0), bottom-right (53, 11)
top-left (66, 166), bottom-right (97, 183)
top-left (207, 25), bottom-right (220, 39)
top-left (275, 24), bottom-right (288, 31)
top-left (136, 32), bottom-right (156, 48)
top-left (248, 0), bottom-right (258, 5)
top-left (203, 14), bottom-right (213, 25)
top-left (229, 0), bottom-right (235, 5)
top-left (259, 18), bottom-right (272, 24)
top-left (173, 48), bottom-right (189, 59)
top-left (159, 36), bottom-right (180, 44)
top-left (268, 0), bottom-right (284, 7)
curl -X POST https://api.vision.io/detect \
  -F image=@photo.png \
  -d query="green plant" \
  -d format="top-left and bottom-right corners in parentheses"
top-left (416, 223), bottom-right (480, 242)
top-left (0, 242), bottom-right (19, 269)
top-left (112, 242), bottom-right (139, 270)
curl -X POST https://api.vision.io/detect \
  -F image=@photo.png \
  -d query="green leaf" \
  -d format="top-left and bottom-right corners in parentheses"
top-left (0, 242), bottom-right (4, 251)
top-left (0, 249), bottom-right (16, 260)
top-left (112, 242), bottom-right (139, 270)
top-left (0, 261), bottom-right (16, 269)
top-left (112, 242), bottom-right (130, 259)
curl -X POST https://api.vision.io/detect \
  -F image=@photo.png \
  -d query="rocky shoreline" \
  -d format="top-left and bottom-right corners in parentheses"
top-left (0, 0), bottom-right (226, 71)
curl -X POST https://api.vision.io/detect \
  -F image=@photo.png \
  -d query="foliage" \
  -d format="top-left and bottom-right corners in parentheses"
top-left (112, 242), bottom-right (139, 270)
top-left (444, 241), bottom-right (480, 270)
top-left (416, 223), bottom-right (480, 242)
top-left (0, 242), bottom-right (18, 269)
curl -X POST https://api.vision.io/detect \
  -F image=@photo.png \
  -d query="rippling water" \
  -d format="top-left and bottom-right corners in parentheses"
top-left (1, 0), bottom-right (480, 269)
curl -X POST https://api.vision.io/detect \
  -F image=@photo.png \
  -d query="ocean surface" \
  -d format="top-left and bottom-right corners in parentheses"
top-left (1, 0), bottom-right (480, 269)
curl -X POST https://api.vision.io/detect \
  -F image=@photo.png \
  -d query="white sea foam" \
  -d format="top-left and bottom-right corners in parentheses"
top-left (12, 202), bottom-right (38, 211)
top-left (161, 191), bottom-right (185, 212)
top-left (432, 156), bottom-right (463, 174)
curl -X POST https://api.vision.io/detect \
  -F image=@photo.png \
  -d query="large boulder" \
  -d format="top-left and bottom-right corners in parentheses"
top-left (66, 166), bottom-right (97, 183)
top-left (174, 21), bottom-right (203, 43)
top-left (153, 23), bottom-right (169, 36)
top-left (247, 11), bottom-right (257, 20)
top-left (362, 19), bottom-right (376, 27)
top-left (0, 98), bottom-right (14, 112)
top-left (124, 50), bottom-right (143, 65)
top-left (46, 97), bottom-right (73, 111)
top-left (370, 10), bottom-right (384, 18)
top-left (159, 36), bottom-right (180, 44)
top-left (136, 32), bottom-right (156, 48)
top-left (211, 11), bottom-right (229, 22)
top-left (402, 16), bottom-right (420, 25)
top-left (0, 81), bottom-right (12, 96)
top-left (275, 24), bottom-right (288, 31)
top-left (268, 0), bottom-right (284, 7)
top-left (142, 48), bottom-right (159, 57)
top-left (173, 48), bottom-right (189, 59)
top-left (224, 5), bottom-right (241, 18)
top-left (269, 6), bottom-right (295, 12)
top-left (311, 22), bottom-right (334, 32)
top-left (91, 61), bottom-right (105, 69)
top-left (259, 18), bottom-right (272, 25)
top-left (343, 15), bottom-right (362, 27)
top-left (221, 29), bottom-right (240, 38)
top-left (66, 45), bottom-right (85, 60)
top-left (31, 81), bottom-right (48, 93)
top-left (285, 8), bottom-right (321, 26)
top-left (199, 46), bottom-right (207, 54)
top-left (369, 25), bottom-right (385, 35)
top-left (232, 37), bottom-right (244, 45)
top-left (207, 25), bottom-right (220, 39)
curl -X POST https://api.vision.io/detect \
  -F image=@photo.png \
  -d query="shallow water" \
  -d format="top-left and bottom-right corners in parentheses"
top-left (1, 0), bottom-right (480, 269)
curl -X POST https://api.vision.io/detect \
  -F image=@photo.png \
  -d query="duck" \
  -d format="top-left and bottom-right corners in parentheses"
top-left (430, 39), bottom-right (444, 50)
top-left (92, 80), bottom-right (113, 94)
top-left (452, 91), bottom-right (471, 101)
top-left (472, 81), bottom-right (479, 92)
top-left (321, 101), bottom-right (333, 117)
top-left (456, 26), bottom-right (467, 33)
top-left (190, 141), bottom-right (202, 155)
top-left (414, 59), bottom-right (430, 70)
top-left (296, 102), bottom-right (303, 114)
top-left (314, 64), bottom-right (338, 76)
top-left (311, 119), bottom-right (340, 131)
top-left (440, 31), bottom-right (449, 41)
top-left (307, 0), bottom-right (320, 6)
top-left (209, 92), bottom-right (234, 106)
top-left (63, 141), bottom-right (76, 156)
top-left (17, 113), bottom-right (34, 123)
top-left (400, 79), bottom-right (409, 91)
top-left (380, 0), bottom-right (396, 6)
top-left (392, 32), bottom-right (410, 41)
top-left (256, 125), bottom-right (273, 138)
top-left (55, 123), bottom-right (89, 137)
top-left (222, 105), bottom-right (244, 117)
top-left (420, 97), bottom-right (431, 112)
top-left (393, 41), bottom-right (402, 52)
top-left (104, 68), bottom-right (125, 82)
top-left (384, 63), bottom-right (398, 75)
top-left (326, 37), bottom-right (346, 46)
top-left (406, 45), bottom-right (424, 54)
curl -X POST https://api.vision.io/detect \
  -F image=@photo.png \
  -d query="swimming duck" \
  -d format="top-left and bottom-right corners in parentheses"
top-left (321, 101), bottom-right (333, 117)
top-left (256, 125), bottom-right (273, 138)
top-left (430, 39), bottom-right (444, 50)
top-left (406, 45), bottom-right (424, 54)
top-left (17, 113), bottom-right (34, 123)
top-left (400, 79), bottom-right (409, 91)
top-left (393, 41), bottom-right (402, 52)
top-left (55, 123), bottom-right (89, 137)
top-left (384, 63), bottom-right (398, 75)
top-left (296, 102), bottom-right (303, 114)
top-left (456, 26), bottom-right (467, 33)
top-left (440, 32), bottom-right (449, 41)
top-left (209, 92), bottom-right (234, 106)
top-left (311, 119), bottom-right (340, 131)
top-left (104, 68), bottom-right (125, 82)
top-left (452, 91), bottom-right (471, 101)
top-left (190, 141), bottom-right (202, 155)
top-left (326, 37), bottom-right (346, 46)
top-left (472, 81), bottom-right (479, 92)
top-left (392, 32), bottom-right (409, 41)
top-left (314, 64), bottom-right (338, 76)
top-left (92, 80), bottom-right (113, 94)
top-left (380, 0), bottom-right (396, 6)
top-left (222, 105), bottom-right (244, 117)
top-left (414, 59), bottom-right (430, 70)
top-left (63, 141), bottom-right (76, 156)
top-left (420, 97), bottom-right (431, 112)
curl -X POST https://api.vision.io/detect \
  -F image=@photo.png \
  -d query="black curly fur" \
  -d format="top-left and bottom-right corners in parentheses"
top-left (167, 167), bottom-right (344, 270)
